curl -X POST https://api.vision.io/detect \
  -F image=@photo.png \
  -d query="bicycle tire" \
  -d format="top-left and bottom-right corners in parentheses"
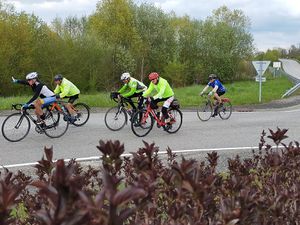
top-left (218, 101), bottom-right (232, 120)
top-left (131, 109), bottom-right (154, 137)
top-left (1, 113), bottom-right (31, 142)
top-left (43, 111), bottom-right (69, 138)
top-left (163, 108), bottom-right (183, 134)
top-left (104, 106), bottom-right (127, 131)
top-left (44, 107), bottom-right (60, 127)
top-left (72, 102), bottom-right (90, 126)
top-left (197, 101), bottom-right (213, 121)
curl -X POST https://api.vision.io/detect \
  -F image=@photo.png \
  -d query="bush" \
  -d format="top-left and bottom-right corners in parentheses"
top-left (1, 128), bottom-right (300, 224)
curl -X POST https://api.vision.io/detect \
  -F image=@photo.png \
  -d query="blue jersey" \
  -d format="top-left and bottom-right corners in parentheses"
top-left (208, 79), bottom-right (226, 92)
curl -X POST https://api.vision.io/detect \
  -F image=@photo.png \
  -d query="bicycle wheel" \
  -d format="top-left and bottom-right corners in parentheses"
top-left (1, 113), bottom-right (30, 142)
top-left (197, 101), bottom-right (213, 121)
top-left (218, 101), bottom-right (232, 120)
top-left (104, 106), bottom-right (127, 131)
top-left (131, 109), bottom-right (154, 137)
top-left (72, 102), bottom-right (90, 126)
top-left (163, 108), bottom-right (183, 134)
top-left (44, 107), bottom-right (60, 127)
top-left (43, 111), bottom-right (69, 138)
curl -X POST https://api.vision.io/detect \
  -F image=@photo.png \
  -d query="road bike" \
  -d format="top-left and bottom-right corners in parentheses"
top-left (131, 99), bottom-right (183, 137)
top-left (45, 100), bottom-right (90, 126)
top-left (1, 103), bottom-right (69, 142)
top-left (104, 92), bottom-right (139, 131)
top-left (197, 94), bottom-right (232, 121)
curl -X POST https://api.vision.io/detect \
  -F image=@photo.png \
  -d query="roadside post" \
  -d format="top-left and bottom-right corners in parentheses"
top-left (273, 61), bottom-right (281, 77)
top-left (252, 61), bottom-right (270, 102)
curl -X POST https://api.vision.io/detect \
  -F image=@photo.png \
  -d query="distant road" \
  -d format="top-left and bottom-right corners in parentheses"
top-left (279, 58), bottom-right (300, 81)
top-left (1, 109), bottom-right (300, 166)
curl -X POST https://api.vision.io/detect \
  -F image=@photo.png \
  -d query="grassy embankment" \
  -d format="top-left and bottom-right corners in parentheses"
top-left (0, 74), bottom-right (297, 110)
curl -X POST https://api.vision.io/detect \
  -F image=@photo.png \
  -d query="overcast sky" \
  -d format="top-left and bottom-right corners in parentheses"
top-left (6, 0), bottom-right (300, 52)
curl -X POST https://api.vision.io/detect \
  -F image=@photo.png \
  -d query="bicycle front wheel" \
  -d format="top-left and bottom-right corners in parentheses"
top-left (163, 108), bottom-right (183, 134)
top-left (44, 111), bottom-right (69, 138)
top-left (197, 101), bottom-right (213, 121)
top-left (131, 109), bottom-right (154, 137)
top-left (104, 106), bottom-right (127, 131)
top-left (218, 101), bottom-right (232, 120)
top-left (72, 102), bottom-right (90, 126)
top-left (1, 113), bottom-right (31, 142)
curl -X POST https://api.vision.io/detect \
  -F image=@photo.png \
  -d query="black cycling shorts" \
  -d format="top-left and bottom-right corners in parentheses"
top-left (67, 94), bottom-right (79, 104)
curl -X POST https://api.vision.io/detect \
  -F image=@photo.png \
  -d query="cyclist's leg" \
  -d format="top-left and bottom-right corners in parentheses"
top-left (39, 96), bottom-right (57, 122)
top-left (127, 93), bottom-right (141, 110)
top-left (162, 96), bottom-right (174, 123)
top-left (213, 91), bottom-right (225, 116)
top-left (66, 94), bottom-right (79, 116)
top-left (34, 99), bottom-right (44, 121)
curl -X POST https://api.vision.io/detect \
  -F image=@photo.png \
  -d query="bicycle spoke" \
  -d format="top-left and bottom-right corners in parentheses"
top-left (104, 106), bottom-right (127, 131)
top-left (44, 111), bottom-right (69, 138)
top-left (218, 102), bottom-right (232, 120)
top-left (197, 101), bottom-right (213, 121)
top-left (163, 108), bottom-right (183, 133)
top-left (131, 109), bottom-right (153, 137)
top-left (72, 103), bottom-right (90, 126)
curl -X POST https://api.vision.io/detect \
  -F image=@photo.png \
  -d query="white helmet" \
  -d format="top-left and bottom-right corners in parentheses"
top-left (26, 72), bottom-right (38, 80)
top-left (120, 72), bottom-right (130, 81)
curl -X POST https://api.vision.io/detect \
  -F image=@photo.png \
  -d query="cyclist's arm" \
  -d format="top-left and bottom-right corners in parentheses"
top-left (122, 82), bottom-right (137, 98)
top-left (118, 84), bottom-right (128, 95)
top-left (26, 84), bottom-right (43, 104)
top-left (202, 85), bottom-right (209, 93)
top-left (54, 85), bottom-right (60, 94)
top-left (16, 79), bottom-right (30, 86)
top-left (59, 83), bottom-right (71, 98)
top-left (212, 85), bottom-right (218, 93)
top-left (142, 83), bottom-right (154, 98)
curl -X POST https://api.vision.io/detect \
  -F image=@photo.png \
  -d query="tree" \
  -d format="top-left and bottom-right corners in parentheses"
top-left (199, 6), bottom-right (254, 82)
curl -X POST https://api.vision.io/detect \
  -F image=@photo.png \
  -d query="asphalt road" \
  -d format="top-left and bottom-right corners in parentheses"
top-left (280, 58), bottom-right (300, 80)
top-left (1, 108), bottom-right (300, 167)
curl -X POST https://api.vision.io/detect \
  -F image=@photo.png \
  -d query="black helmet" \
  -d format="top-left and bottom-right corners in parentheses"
top-left (54, 74), bottom-right (63, 81)
top-left (208, 74), bottom-right (217, 80)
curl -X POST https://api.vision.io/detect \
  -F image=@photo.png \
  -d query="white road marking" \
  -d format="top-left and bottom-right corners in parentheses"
top-left (1, 145), bottom-right (283, 169)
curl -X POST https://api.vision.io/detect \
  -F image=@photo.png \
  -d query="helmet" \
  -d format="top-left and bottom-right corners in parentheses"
top-left (26, 72), bottom-right (38, 80)
top-left (149, 72), bottom-right (159, 80)
top-left (120, 72), bottom-right (130, 81)
top-left (54, 74), bottom-right (63, 81)
top-left (208, 74), bottom-right (217, 80)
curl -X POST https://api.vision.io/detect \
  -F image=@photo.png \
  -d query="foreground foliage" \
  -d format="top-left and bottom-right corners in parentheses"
top-left (1, 128), bottom-right (300, 224)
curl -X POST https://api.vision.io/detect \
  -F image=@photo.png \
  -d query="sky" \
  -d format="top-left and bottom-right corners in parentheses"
top-left (5, 0), bottom-right (300, 52)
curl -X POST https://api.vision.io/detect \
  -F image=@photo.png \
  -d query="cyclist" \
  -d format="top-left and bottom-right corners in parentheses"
top-left (53, 74), bottom-right (80, 121)
top-left (118, 72), bottom-right (147, 112)
top-left (143, 72), bottom-right (174, 124)
top-left (200, 74), bottom-right (226, 117)
top-left (12, 72), bottom-right (56, 124)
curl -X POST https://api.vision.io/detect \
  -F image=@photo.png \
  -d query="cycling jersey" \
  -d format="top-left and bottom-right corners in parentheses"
top-left (143, 77), bottom-right (174, 99)
top-left (17, 80), bottom-right (54, 104)
top-left (54, 78), bottom-right (80, 98)
top-left (118, 77), bottom-right (147, 98)
top-left (208, 79), bottom-right (226, 92)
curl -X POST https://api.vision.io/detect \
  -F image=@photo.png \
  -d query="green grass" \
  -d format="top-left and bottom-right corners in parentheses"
top-left (0, 75), bottom-right (297, 110)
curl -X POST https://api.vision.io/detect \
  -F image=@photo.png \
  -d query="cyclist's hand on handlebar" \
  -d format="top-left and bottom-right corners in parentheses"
top-left (21, 103), bottom-right (29, 110)
top-left (12, 76), bottom-right (18, 83)
top-left (208, 91), bottom-right (213, 96)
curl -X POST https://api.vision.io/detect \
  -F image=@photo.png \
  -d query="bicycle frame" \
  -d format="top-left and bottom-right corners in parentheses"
top-left (141, 103), bottom-right (170, 127)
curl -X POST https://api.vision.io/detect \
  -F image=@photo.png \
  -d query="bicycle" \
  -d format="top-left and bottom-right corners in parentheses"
top-left (1, 103), bottom-right (69, 142)
top-left (197, 93), bottom-right (232, 121)
top-left (45, 100), bottom-right (90, 126)
top-left (104, 92), bottom-right (139, 131)
top-left (131, 98), bottom-right (183, 137)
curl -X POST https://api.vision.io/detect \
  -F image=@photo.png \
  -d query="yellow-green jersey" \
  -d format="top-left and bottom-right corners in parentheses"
top-left (118, 77), bottom-right (147, 98)
top-left (54, 78), bottom-right (80, 98)
top-left (143, 77), bottom-right (174, 99)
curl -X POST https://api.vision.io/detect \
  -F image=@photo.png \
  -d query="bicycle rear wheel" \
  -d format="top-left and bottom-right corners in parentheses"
top-left (104, 106), bottom-right (127, 131)
top-left (44, 107), bottom-right (60, 127)
top-left (197, 101), bottom-right (213, 121)
top-left (163, 108), bottom-right (183, 134)
top-left (44, 111), bottom-right (69, 138)
top-left (131, 109), bottom-right (154, 137)
top-left (1, 113), bottom-right (30, 142)
top-left (72, 102), bottom-right (90, 126)
top-left (218, 101), bottom-right (232, 120)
